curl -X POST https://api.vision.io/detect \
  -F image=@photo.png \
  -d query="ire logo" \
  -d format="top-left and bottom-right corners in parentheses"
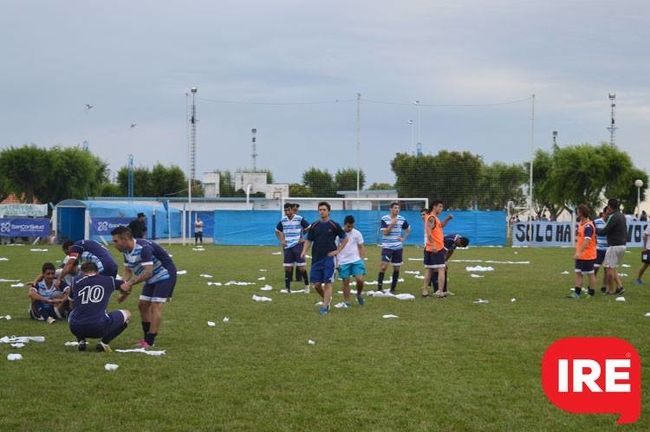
top-left (541, 337), bottom-right (641, 424)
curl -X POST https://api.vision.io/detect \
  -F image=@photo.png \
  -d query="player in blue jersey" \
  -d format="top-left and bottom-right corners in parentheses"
top-left (378, 202), bottom-right (411, 293)
top-left (301, 201), bottom-right (348, 315)
top-left (593, 209), bottom-right (610, 293)
top-left (29, 262), bottom-right (70, 323)
top-left (275, 202), bottom-right (310, 292)
top-left (68, 262), bottom-right (131, 352)
top-left (432, 232), bottom-right (468, 294)
top-left (111, 226), bottom-right (177, 348)
top-left (59, 240), bottom-right (118, 285)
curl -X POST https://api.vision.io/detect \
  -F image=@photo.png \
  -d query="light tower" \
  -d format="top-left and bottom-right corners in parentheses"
top-left (251, 128), bottom-right (258, 171)
top-left (189, 87), bottom-right (198, 180)
top-left (607, 92), bottom-right (617, 146)
top-left (552, 131), bottom-right (558, 147)
top-left (127, 154), bottom-right (134, 199)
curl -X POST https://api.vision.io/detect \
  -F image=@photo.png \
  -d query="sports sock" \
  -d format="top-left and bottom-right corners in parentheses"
top-left (587, 288), bottom-right (595, 296)
top-left (356, 279), bottom-right (364, 294)
top-left (284, 270), bottom-right (292, 290)
top-left (391, 271), bottom-right (399, 290)
top-left (301, 269), bottom-right (309, 285)
top-left (142, 321), bottom-right (151, 338)
top-left (574, 286), bottom-right (582, 295)
top-left (296, 267), bottom-right (303, 282)
top-left (377, 272), bottom-right (385, 290)
top-left (432, 272), bottom-right (439, 291)
top-left (145, 332), bottom-right (157, 346)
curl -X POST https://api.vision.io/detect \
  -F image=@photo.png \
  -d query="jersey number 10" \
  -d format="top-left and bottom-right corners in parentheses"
top-left (78, 285), bottom-right (105, 304)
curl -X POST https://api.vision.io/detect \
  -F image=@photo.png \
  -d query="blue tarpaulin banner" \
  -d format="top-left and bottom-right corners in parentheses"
top-left (0, 218), bottom-right (51, 237)
top-left (212, 210), bottom-right (507, 246)
top-left (90, 217), bottom-right (132, 236)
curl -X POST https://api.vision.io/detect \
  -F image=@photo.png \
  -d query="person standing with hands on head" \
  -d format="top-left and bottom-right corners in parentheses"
top-left (194, 216), bottom-right (204, 245)
top-left (422, 200), bottom-right (453, 298)
top-left (128, 213), bottom-right (147, 239)
top-left (378, 202), bottom-right (411, 294)
top-left (301, 202), bottom-right (348, 315)
top-left (635, 222), bottom-right (650, 285)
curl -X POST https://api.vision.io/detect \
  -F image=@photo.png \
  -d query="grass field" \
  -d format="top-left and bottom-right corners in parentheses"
top-left (0, 243), bottom-right (649, 431)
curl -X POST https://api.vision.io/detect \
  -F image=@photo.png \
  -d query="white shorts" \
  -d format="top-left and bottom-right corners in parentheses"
top-left (603, 246), bottom-right (626, 268)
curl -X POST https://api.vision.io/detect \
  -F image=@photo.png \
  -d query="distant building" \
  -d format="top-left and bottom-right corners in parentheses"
top-left (202, 172), bottom-right (220, 198)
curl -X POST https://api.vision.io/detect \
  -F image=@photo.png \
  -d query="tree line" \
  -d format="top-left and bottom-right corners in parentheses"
top-left (0, 144), bottom-right (645, 215)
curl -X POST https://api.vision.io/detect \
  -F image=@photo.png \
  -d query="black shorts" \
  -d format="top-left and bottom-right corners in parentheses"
top-left (594, 249), bottom-right (606, 267)
top-left (380, 248), bottom-right (403, 265)
top-left (424, 250), bottom-right (445, 269)
top-left (575, 259), bottom-right (595, 274)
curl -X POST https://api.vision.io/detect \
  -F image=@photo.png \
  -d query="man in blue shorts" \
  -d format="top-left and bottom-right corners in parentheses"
top-left (336, 215), bottom-right (366, 307)
top-left (29, 262), bottom-right (70, 323)
top-left (59, 239), bottom-right (119, 283)
top-left (378, 202), bottom-right (411, 293)
top-left (432, 233), bottom-right (468, 295)
top-left (68, 262), bottom-right (132, 352)
top-left (301, 202), bottom-right (348, 315)
top-left (275, 202), bottom-right (310, 292)
top-left (111, 226), bottom-right (177, 348)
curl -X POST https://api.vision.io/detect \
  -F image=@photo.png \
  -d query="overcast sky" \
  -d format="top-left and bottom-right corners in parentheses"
top-left (1, 0), bottom-right (649, 186)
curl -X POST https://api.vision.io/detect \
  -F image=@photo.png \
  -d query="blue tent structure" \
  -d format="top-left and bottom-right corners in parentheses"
top-left (55, 199), bottom-right (181, 243)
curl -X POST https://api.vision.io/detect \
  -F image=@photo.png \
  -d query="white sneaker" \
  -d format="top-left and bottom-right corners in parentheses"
top-left (46, 317), bottom-right (56, 324)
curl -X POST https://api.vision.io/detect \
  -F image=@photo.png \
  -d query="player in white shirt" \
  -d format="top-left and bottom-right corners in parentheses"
top-left (636, 223), bottom-right (650, 284)
top-left (336, 215), bottom-right (366, 307)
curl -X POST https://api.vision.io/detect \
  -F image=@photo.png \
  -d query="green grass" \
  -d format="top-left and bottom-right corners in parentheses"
top-left (0, 243), bottom-right (649, 431)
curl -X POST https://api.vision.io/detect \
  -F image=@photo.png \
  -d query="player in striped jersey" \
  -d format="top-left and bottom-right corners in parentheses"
top-left (111, 226), bottom-right (177, 348)
top-left (276, 203), bottom-right (310, 292)
top-left (378, 202), bottom-right (411, 293)
top-left (593, 209), bottom-right (609, 293)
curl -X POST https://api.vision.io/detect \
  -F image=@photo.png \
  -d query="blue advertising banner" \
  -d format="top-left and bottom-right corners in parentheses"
top-left (512, 221), bottom-right (649, 247)
top-left (0, 218), bottom-right (51, 237)
top-left (90, 217), bottom-right (131, 236)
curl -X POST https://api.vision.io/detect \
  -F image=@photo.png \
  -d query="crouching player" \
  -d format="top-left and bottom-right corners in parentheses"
top-left (29, 262), bottom-right (70, 324)
top-left (68, 262), bottom-right (131, 352)
top-left (336, 215), bottom-right (366, 307)
top-left (568, 204), bottom-right (597, 299)
top-left (111, 226), bottom-right (177, 348)
top-left (432, 234), bottom-right (469, 295)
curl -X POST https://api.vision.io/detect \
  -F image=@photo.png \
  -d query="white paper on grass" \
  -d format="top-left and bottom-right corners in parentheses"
top-left (414, 275), bottom-right (425, 280)
top-left (450, 259), bottom-right (483, 263)
top-left (207, 282), bottom-right (223, 286)
top-left (511, 298), bottom-right (517, 303)
top-left (223, 317), bottom-right (230, 323)
top-left (0, 315), bottom-right (11, 320)
top-left (615, 296), bottom-right (626, 302)
top-left (622, 264), bottom-right (631, 268)
top-left (257, 276), bottom-right (266, 281)
top-left (259, 269), bottom-right (268, 272)
top-left (0, 336), bottom-right (45, 344)
top-left (0, 257), bottom-right (9, 261)
top-left (314, 301), bottom-right (323, 306)
top-left (404, 270), bottom-right (421, 275)
top-left (398, 278), bottom-right (405, 282)
top-left (271, 252), bottom-right (282, 255)
top-left (561, 271), bottom-right (570, 275)
top-left (10, 283), bottom-right (25, 288)
top-left (308, 339), bottom-right (316, 345)
top-left (177, 270), bottom-right (188, 275)
top-left (252, 294), bottom-right (272, 302)
top-left (207, 321), bottom-right (216, 327)
top-left (0, 279), bottom-right (20, 282)
top-left (408, 258), bottom-right (423, 261)
top-left (470, 274), bottom-right (484, 278)
top-left (115, 348), bottom-right (166, 356)
top-left (192, 248), bottom-right (205, 252)
top-left (465, 266), bottom-right (494, 272)
top-left (334, 302), bottom-right (350, 309)
top-left (619, 273), bottom-right (628, 277)
top-left (260, 285), bottom-right (273, 291)
top-left (7, 353), bottom-right (23, 361)
top-left (280, 288), bottom-right (308, 294)
top-left (484, 260), bottom-right (530, 265)
top-left (473, 299), bottom-right (489, 304)
top-left (104, 363), bottom-right (119, 371)
top-left (365, 281), bottom-right (378, 285)
top-left (382, 314), bottom-right (399, 319)
top-left (225, 281), bottom-right (255, 286)
top-left (30, 248), bottom-right (48, 252)
top-left (365, 291), bottom-right (414, 300)
top-left (200, 274), bottom-right (213, 278)
top-left (644, 312), bottom-right (650, 317)
top-left (64, 341), bottom-right (79, 346)
top-left (10, 343), bottom-right (25, 348)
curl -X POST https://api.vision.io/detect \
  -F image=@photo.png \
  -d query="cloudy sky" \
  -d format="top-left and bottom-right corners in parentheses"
top-left (1, 0), bottom-right (649, 186)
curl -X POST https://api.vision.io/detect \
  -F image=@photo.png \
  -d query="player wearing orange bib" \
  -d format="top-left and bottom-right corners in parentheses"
top-left (569, 204), bottom-right (597, 299)
top-left (422, 200), bottom-right (452, 298)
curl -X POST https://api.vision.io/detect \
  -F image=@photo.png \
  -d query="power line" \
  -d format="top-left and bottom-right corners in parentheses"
top-left (362, 96), bottom-right (533, 107)
top-left (197, 97), bottom-right (355, 106)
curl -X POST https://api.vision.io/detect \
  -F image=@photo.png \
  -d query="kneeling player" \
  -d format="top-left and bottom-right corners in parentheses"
top-left (568, 205), bottom-right (597, 299)
top-left (28, 262), bottom-right (70, 324)
top-left (337, 215), bottom-right (366, 307)
top-left (68, 262), bottom-right (131, 352)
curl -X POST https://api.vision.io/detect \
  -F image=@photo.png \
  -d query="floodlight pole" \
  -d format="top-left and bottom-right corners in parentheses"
top-left (356, 93), bottom-right (361, 201)
top-left (528, 94), bottom-right (536, 221)
top-left (186, 87), bottom-right (198, 245)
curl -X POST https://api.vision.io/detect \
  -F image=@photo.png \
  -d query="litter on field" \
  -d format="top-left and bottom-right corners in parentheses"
top-left (382, 314), bottom-right (399, 319)
top-left (257, 276), bottom-right (266, 281)
top-left (0, 279), bottom-right (20, 283)
top-left (308, 339), bottom-right (316, 345)
top-left (252, 294), bottom-right (272, 302)
top-left (200, 274), bottom-right (213, 278)
top-left (465, 266), bottom-right (494, 272)
top-left (7, 353), bottom-right (23, 361)
top-left (470, 274), bottom-right (484, 278)
top-left (1, 336), bottom-right (45, 344)
top-left (207, 282), bottom-right (223, 286)
top-left (177, 270), bottom-right (188, 275)
top-left (223, 317), bottom-right (230, 323)
top-left (30, 248), bottom-right (48, 252)
top-left (0, 315), bottom-right (11, 320)
top-left (473, 299), bottom-right (489, 304)
top-left (260, 285), bottom-right (273, 291)
top-left (104, 363), bottom-right (119, 371)
top-left (115, 348), bottom-right (166, 356)
top-left (10, 343), bottom-right (25, 348)
top-left (11, 283), bottom-right (25, 288)
top-left (615, 297), bottom-right (626, 302)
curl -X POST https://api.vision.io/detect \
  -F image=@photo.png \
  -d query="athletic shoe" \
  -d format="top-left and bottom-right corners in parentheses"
top-left (96, 341), bottom-right (112, 352)
top-left (615, 287), bottom-right (625, 296)
top-left (319, 306), bottom-right (330, 315)
top-left (600, 286), bottom-right (607, 293)
top-left (635, 279), bottom-right (643, 285)
top-left (566, 291), bottom-right (581, 299)
top-left (46, 317), bottom-right (56, 324)
top-left (344, 302), bottom-right (352, 308)
top-left (136, 339), bottom-right (153, 349)
top-left (434, 290), bottom-right (447, 298)
top-left (78, 340), bottom-right (87, 352)
top-left (356, 293), bottom-right (365, 306)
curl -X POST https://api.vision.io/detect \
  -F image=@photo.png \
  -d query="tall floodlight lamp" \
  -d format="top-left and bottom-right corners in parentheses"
top-left (187, 86), bottom-right (198, 245)
top-left (635, 179), bottom-right (644, 215)
top-left (552, 130), bottom-right (558, 147)
top-left (607, 92), bottom-right (617, 146)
